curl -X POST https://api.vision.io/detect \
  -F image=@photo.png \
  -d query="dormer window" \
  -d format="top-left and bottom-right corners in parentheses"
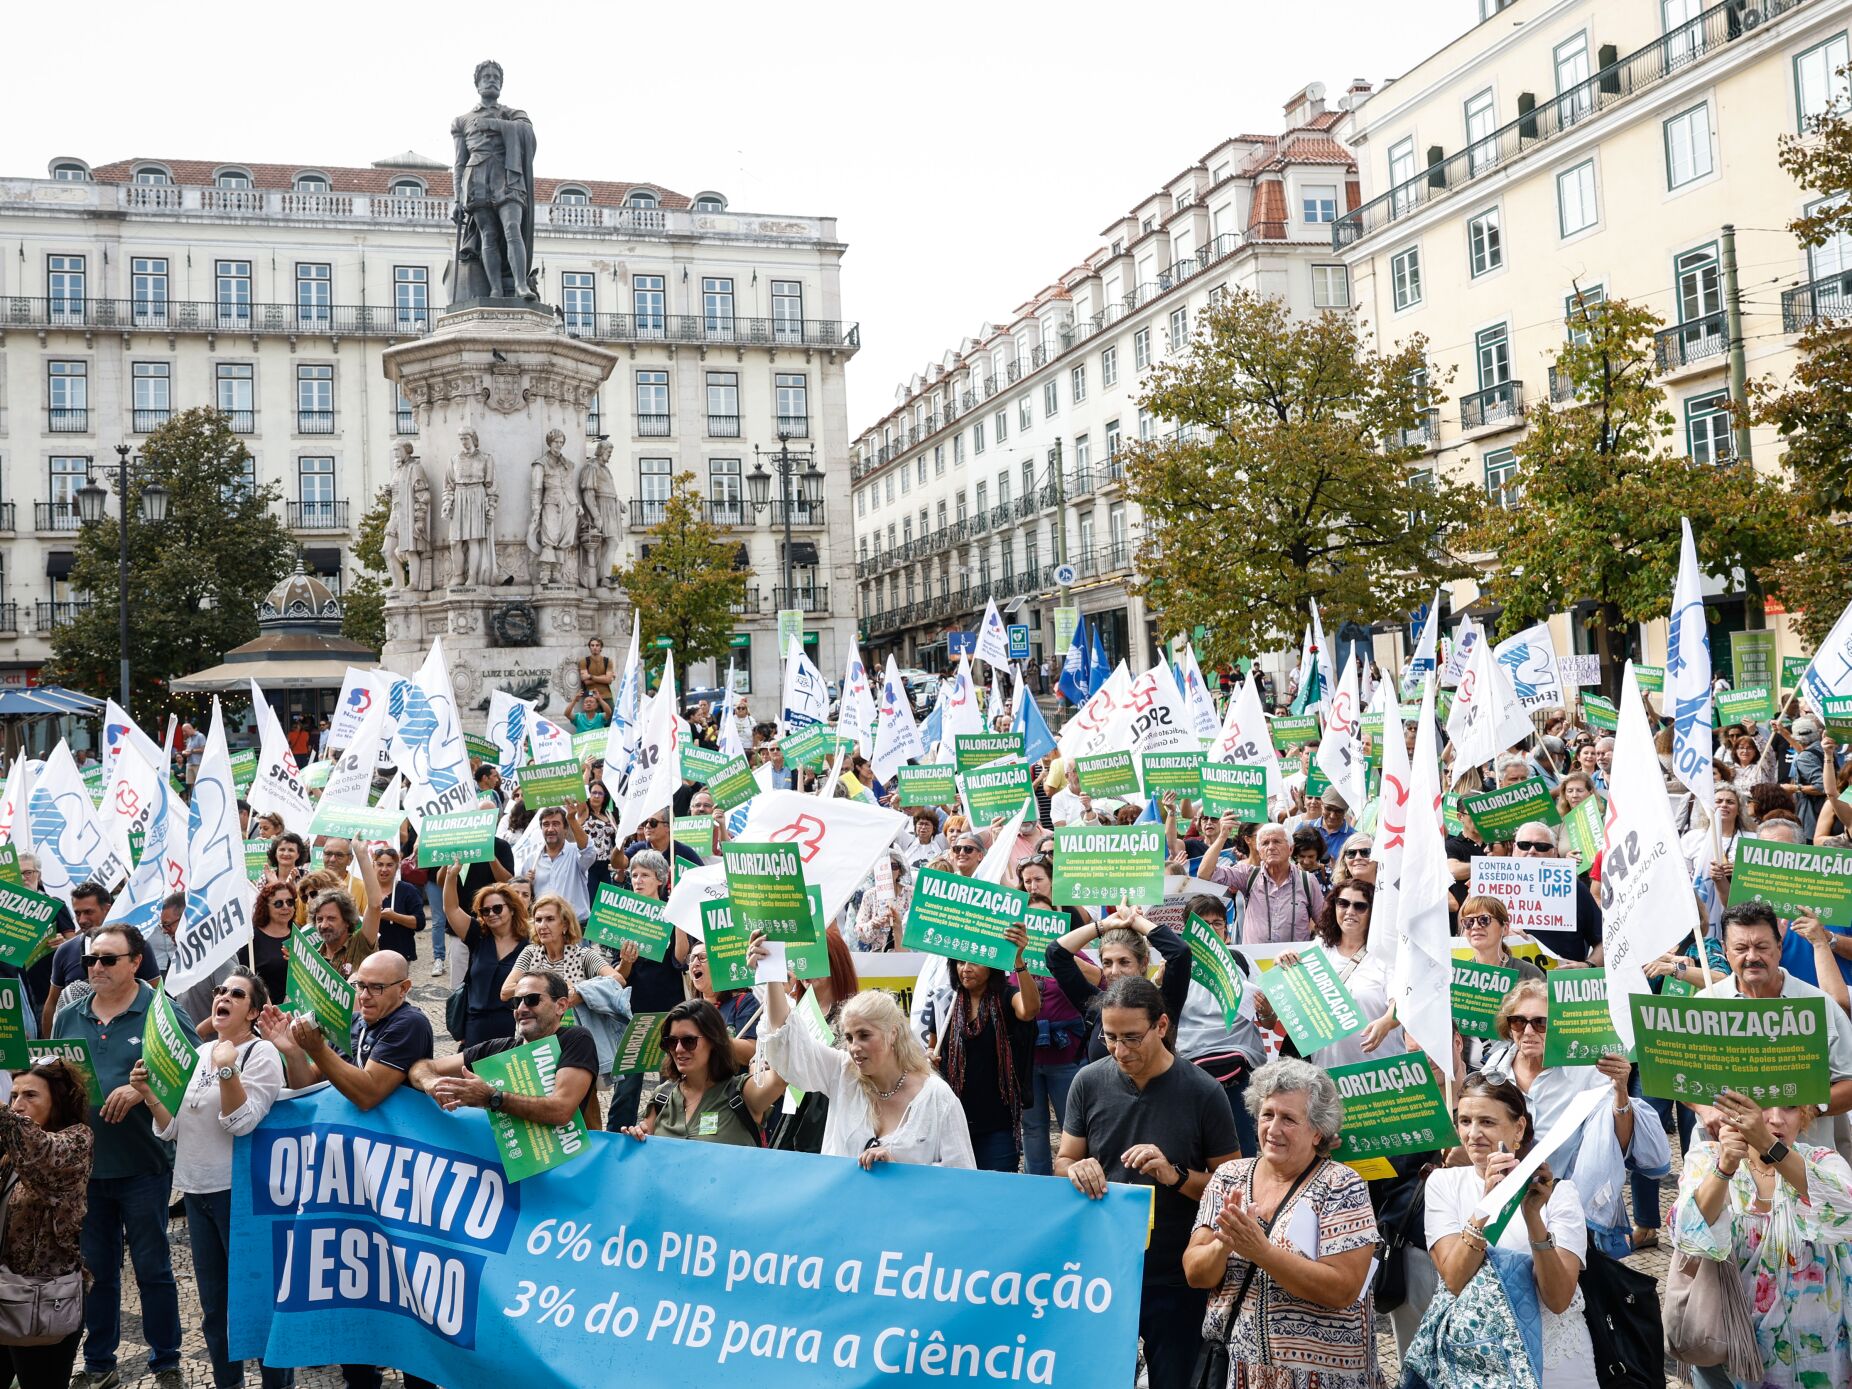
top-left (556, 186), bottom-right (590, 205)
top-left (390, 177), bottom-right (425, 196)
top-left (626, 189), bottom-right (659, 209)
top-left (133, 166), bottom-right (172, 185)
top-left (50, 161), bottom-right (89, 182)
top-left (294, 173), bottom-right (331, 193)
top-left (215, 169), bottom-right (252, 189)
top-left (692, 192), bottom-right (727, 212)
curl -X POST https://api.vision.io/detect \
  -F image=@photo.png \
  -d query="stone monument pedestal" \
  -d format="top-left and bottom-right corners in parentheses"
top-left (379, 305), bottom-right (630, 724)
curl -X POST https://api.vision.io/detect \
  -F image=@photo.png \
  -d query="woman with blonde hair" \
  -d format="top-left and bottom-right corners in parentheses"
top-left (1553, 771), bottom-right (1602, 821)
top-left (502, 893), bottom-right (630, 999)
top-left (751, 933), bottom-right (974, 1169)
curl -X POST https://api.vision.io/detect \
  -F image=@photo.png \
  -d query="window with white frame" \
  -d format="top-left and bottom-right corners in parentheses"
top-left (1554, 34), bottom-right (1591, 123)
top-left (1302, 184), bottom-right (1337, 222)
top-left (776, 373), bottom-right (808, 434)
top-left (1391, 246), bottom-right (1423, 310)
top-left (1043, 381), bottom-right (1059, 417)
top-left (561, 271), bottom-right (596, 328)
top-left (1168, 306), bottom-right (1188, 352)
top-left (633, 275), bottom-right (665, 333)
top-left (1133, 328), bottom-right (1151, 370)
top-left (934, 443), bottom-right (945, 476)
top-left (1677, 244), bottom-right (1721, 323)
top-left (297, 364), bottom-right (333, 429)
top-left (295, 263), bottom-right (331, 324)
top-left (1664, 104), bottom-right (1713, 188)
top-left (217, 260), bottom-right (252, 325)
top-left (1806, 197), bottom-right (1852, 280)
top-left (1071, 364), bottom-right (1087, 403)
top-left (132, 362), bottom-right (170, 426)
top-left (995, 409), bottom-right (1008, 443)
top-left (1476, 324), bottom-right (1511, 391)
top-left (636, 370), bottom-right (670, 430)
top-left (131, 257), bottom-right (168, 324)
top-left (1388, 138), bottom-right (1417, 214)
top-left (856, 490), bottom-right (866, 518)
top-left (1018, 397), bottom-right (1032, 431)
top-left (1663, 0), bottom-right (1705, 68)
top-left (1465, 89), bottom-right (1499, 175)
top-left (1796, 31), bottom-right (1852, 129)
top-left (770, 280), bottom-right (803, 341)
top-left (997, 472), bottom-right (1010, 508)
top-left (47, 255), bottom-right (84, 320)
top-left (1686, 392), bottom-right (1733, 463)
top-left (1311, 264), bottom-right (1350, 308)
top-left (299, 456), bottom-right (336, 509)
top-left (393, 266), bottom-right (428, 329)
top-left (972, 420), bottom-right (985, 454)
top-left (900, 463), bottom-right (911, 495)
top-left (1075, 433), bottom-right (1091, 471)
top-left (1484, 448), bottom-right (1522, 508)
top-left (1101, 345), bottom-right (1118, 387)
top-left (1468, 208), bottom-right (1503, 277)
top-left (709, 458), bottom-right (742, 521)
top-left (1557, 160), bottom-right (1598, 236)
top-left (639, 458), bottom-right (673, 520)
top-left (1565, 285), bottom-right (1607, 344)
top-left (1104, 419), bottom-right (1122, 459)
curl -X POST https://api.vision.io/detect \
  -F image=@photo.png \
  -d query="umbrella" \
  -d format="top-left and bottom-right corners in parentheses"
top-left (0, 687), bottom-right (99, 716)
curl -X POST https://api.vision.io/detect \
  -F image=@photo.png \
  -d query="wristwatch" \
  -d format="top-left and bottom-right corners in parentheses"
top-left (213, 1065), bottom-right (237, 1083)
top-left (1163, 1164), bottom-right (1188, 1192)
top-left (487, 1090), bottom-right (506, 1113)
top-left (1760, 1139), bottom-right (1790, 1165)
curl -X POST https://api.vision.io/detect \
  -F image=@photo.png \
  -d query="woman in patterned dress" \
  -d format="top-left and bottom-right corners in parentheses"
top-left (1183, 1058), bottom-right (1383, 1388)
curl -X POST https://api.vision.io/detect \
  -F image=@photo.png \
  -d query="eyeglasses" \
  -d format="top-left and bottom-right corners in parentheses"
top-left (950, 845), bottom-right (980, 856)
top-left (510, 992), bottom-right (550, 1009)
top-left (212, 986), bottom-right (249, 1001)
top-left (1343, 847), bottom-right (1372, 860)
top-left (1021, 854), bottom-right (1053, 870)
top-left (82, 953), bottom-right (127, 969)
top-left (354, 979), bottom-right (407, 997)
top-left (1101, 1030), bottom-right (1151, 1050)
top-left (480, 903), bottom-right (509, 918)
top-left (640, 820), bottom-right (663, 830)
top-left (1509, 1015), bottom-right (1549, 1034)
top-left (1514, 840), bottom-right (1556, 853)
top-left (1460, 913), bottom-right (1497, 929)
top-left (665, 1033), bottom-right (703, 1052)
top-left (1335, 898), bottom-right (1370, 913)
top-left (270, 897), bottom-right (295, 909)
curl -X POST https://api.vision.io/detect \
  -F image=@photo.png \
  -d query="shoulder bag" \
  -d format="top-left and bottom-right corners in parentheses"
top-left (1578, 1242), bottom-right (1663, 1389)
top-left (1663, 1246), bottom-right (1763, 1383)
top-left (0, 1170), bottom-right (84, 1346)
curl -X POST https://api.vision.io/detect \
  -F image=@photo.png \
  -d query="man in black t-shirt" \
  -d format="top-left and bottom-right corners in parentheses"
top-left (409, 969), bottom-right (599, 1130)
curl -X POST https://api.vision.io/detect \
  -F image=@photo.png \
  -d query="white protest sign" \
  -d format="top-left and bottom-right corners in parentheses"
top-left (1557, 655), bottom-right (1601, 688)
top-left (1469, 856), bottom-right (1577, 938)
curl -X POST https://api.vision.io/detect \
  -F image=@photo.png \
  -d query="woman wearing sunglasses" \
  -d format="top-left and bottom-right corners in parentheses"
top-left (1329, 838), bottom-right (1377, 889)
top-left (132, 966), bottom-right (290, 1389)
top-left (1270, 880), bottom-right (1397, 1071)
top-left (250, 882), bottom-right (299, 1007)
top-left (619, 999), bottom-right (785, 1147)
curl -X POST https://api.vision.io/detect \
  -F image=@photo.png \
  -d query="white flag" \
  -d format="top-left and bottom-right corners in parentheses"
top-left (662, 862), bottom-right (730, 941)
top-left (29, 742), bottom-right (115, 899)
top-left (1369, 691), bottom-right (1413, 969)
top-left (174, 698), bottom-right (254, 991)
top-left (1207, 675), bottom-right (1287, 810)
top-left (1445, 630), bottom-right (1534, 786)
top-left (612, 613), bottom-right (644, 754)
top-left (1389, 676), bottom-right (1454, 1065)
top-left (1314, 656), bottom-right (1367, 808)
top-left (838, 641), bottom-right (878, 758)
top-left (1601, 662), bottom-right (1701, 1051)
top-left (941, 654), bottom-right (987, 747)
top-left (97, 733), bottom-right (166, 871)
top-left (1177, 645), bottom-right (1221, 745)
top-left (872, 656), bottom-right (925, 782)
top-left (780, 644), bottom-right (830, 734)
top-left (106, 742), bottom-right (188, 938)
top-left (718, 662), bottom-right (747, 760)
top-left (975, 598), bottom-right (1012, 670)
top-left (0, 753), bottom-right (33, 854)
top-left (1798, 594), bottom-right (1852, 717)
top-left (98, 700), bottom-right (166, 802)
top-left (1110, 660), bottom-right (1196, 756)
top-left (1402, 592), bottom-right (1441, 698)
top-left (738, 789), bottom-right (908, 929)
top-left (616, 652), bottom-right (679, 844)
top-left (1440, 615), bottom-right (1480, 689)
top-left (1491, 622), bottom-right (1565, 713)
top-left (528, 713), bottom-right (574, 766)
top-left (1057, 661), bottom-right (1131, 764)
top-left (486, 690), bottom-right (532, 783)
top-left (319, 693), bottom-right (387, 809)
top-left (1666, 518), bottom-right (1715, 807)
top-left (388, 639), bottom-right (476, 826)
top-left (246, 682), bottom-right (316, 837)
top-left (327, 668), bottom-right (381, 749)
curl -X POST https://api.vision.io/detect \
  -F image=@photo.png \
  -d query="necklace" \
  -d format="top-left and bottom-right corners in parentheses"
top-left (873, 1072), bottom-right (909, 1102)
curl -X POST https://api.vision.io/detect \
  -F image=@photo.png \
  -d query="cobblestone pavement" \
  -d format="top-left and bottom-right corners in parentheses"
top-left (106, 969), bottom-right (1682, 1387)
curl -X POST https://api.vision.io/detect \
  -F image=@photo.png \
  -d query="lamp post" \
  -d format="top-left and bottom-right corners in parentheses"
top-left (747, 431), bottom-right (822, 616)
top-left (75, 443), bottom-right (170, 712)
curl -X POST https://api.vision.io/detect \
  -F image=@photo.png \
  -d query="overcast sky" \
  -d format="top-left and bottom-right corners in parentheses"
top-left (16, 0), bottom-right (1466, 431)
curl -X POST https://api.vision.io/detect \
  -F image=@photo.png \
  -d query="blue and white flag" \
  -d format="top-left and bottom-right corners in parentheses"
top-left (175, 699), bottom-right (253, 991)
top-left (29, 741), bottom-right (115, 900)
top-left (940, 654), bottom-right (985, 746)
top-left (780, 644), bottom-right (830, 735)
top-left (611, 614), bottom-right (644, 754)
top-left (1057, 617), bottom-right (1090, 705)
top-left (106, 741), bottom-right (187, 939)
top-left (1798, 594), bottom-right (1852, 717)
top-left (487, 690), bottom-right (531, 785)
top-left (975, 598), bottom-right (1012, 671)
top-left (1491, 622), bottom-right (1565, 713)
top-left (1013, 674), bottom-right (1058, 766)
top-left (1402, 593), bottom-right (1441, 698)
top-left (1177, 643), bottom-right (1221, 745)
top-left (327, 667), bottom-right (380, 751)
top-left (838, 641), bottom-right (877, 758)
top-left (248, 681), bottom-right (316, 838)
top-left (387, 639), bottom-right (476, 827)
top-left (1666, 517), bottom-right (1714, 807)
top-left (1086, 626), bottom-right (1111, 698)
top-left (98, 699), bottom-right (167, 806)
top-left (920, 678), bottom-right (948, 757)
top-left (872, 655), bottom-right (924, 782)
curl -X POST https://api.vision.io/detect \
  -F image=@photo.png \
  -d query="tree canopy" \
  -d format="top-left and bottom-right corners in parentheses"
top-left (342, 486), bottom-right (390, 655)
top-left (612, 472), bottom-right (747, 672)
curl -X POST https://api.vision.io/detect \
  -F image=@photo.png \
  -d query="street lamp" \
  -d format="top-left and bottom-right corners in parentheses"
top-left (748, 432), bottom-right (822, 612)
top-left (76, 443), bottom-right (170, 712)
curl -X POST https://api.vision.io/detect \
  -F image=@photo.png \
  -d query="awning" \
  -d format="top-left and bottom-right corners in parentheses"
top-left (0, 686), bottom-right (101, 716)
top-left (45, 552), bottom-right (74, 579)
top-left (171, 656), bottom-right (357, 692)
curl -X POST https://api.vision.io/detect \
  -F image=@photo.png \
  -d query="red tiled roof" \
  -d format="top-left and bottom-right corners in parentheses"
top-left (1248, 180), bottom-right (1286, 231)
top-left (86, 158), bottom-right (688, 208)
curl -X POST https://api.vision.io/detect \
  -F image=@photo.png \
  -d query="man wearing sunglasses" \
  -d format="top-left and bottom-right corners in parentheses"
top-left (1510, 819), bottom-right (1603, 964)
top-left (261, 950), bottom-right (432, 1114)
top-left (54, 924), bottom-right (189, 1387)
top-left (42, 881), bottom-right (159, 1037)
top-left (409, 969), bottom-right (599, 1129)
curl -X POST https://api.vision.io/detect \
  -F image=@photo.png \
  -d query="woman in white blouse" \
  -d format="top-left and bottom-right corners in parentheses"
top-left (131, 964), bottom-right (288, 1388)
top-left (750, 933), bottom-right (974, 1169)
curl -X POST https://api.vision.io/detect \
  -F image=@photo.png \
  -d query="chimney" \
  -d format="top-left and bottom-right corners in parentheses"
top-left (1282, 81), bottom-right (1328, 127)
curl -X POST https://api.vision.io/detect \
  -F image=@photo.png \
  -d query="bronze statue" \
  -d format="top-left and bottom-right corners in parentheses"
top-left (449, 60), bottom-right (538, 304)
top-left (383, 441), bottom-right (433, 592)
top-left (441, 427), bottom-right (500, 587)
top-left (527, 428), bottom-right (578, 586)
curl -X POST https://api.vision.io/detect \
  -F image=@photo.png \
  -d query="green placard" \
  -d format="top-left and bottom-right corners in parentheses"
top-left (587, 881), bottom-right (673, 960)
top-left (1563, 796), bottom-right (1603, 875)
top-left (416, 808), bottom-right (498, 868)
top-left (308, 801), bottom-right (405, 842)
top-left (1634, 664), bottom-right (1665, 693)
top-left (1051, 824), bottom-right (1166, 908)
top-left (721, 841), bottom-right (815, 945)
top-left (1458, 776), bottom-right (1560, 843)
top-left (1581, 694), bottom-right (1619, 731)
top-left (518, 758), bottom-right (585, 809)
top-left (1269, 714), bottom-right (1320, 748)
top-left (1714, 686), bottom-right (1776, 726)
top-left (464, 733), bottom-right (499, 764)
top-left (900, 867), bottom-right (1027, 967)
top-left (1728, 837), bottom-right (1852, 926)
top-left (27, 1038), bottom-right (103, 1105)
top-left (896, 765), bottom-right (958, 807)
top-left (1198, 763), bottom-right (1269, 820)
top-left (1075, 750), bottom-right (1141, 799)
top-left (301, 761), bottom-right (333, 793)
top-left (785, 886), bottom-right (832, 982)
top-left (229, 748), bottom-right (259, 797)
top-left (1053, 607), bottom-right (1080, 656)
top-left (1821, 695), bottom-right (1852, 739)
top-left (955, 733), bottom-right (1025, 773)
top-left (613, 1011), bottom-right (670, 1076)
top-left (780, 722), bottom-right (833, 771)
top-left (0, 845), bottom-right (22, 887)
top-left (1631, 994), bottom-right (1829, 1107)
top-left (705, 753), bottom-right (758, 813)
top-left (679, 747), bottom-right (728, 784)
top-left (142, 982), bottom-right (200, 1119)
top-left (1186, 914), bottom-right (1246, 1027)
top-left (284, 926), bottom-right (355, 1040)
top-left (961, 761), bottom-right (1034, 823)
top-left (470, 1034), bottom-right (590, 1181)
top-left (1542, 968), bottom-right (1628, 1065)
top-left (1729, 630), bottom-right (1777, 689)
top-left (244, 839), bottom-right (272, 881)
top-left (1442, 792), bottom-right (1464, 836)
top-left (1451, 960), bottom-right (1521, 1040)
top-left (0, 881), bottom-right (63, 967)
top-left (701, 899), bottom-right (753, 991)
top-left (1257, 944), bottom-right (1367, 1053)
top-left (1782, 655), bottom-right (1813, 690)
top-left (1661, 974), bottom-right (1698, 998)
top-left (1327, 1054), bottom-right (1458, 1176)
top-left (1140, 750), bottom-right (1203, 797)
top-left (1022, 905), bottom-right (1066, 981)
top-left (0, 977), bottom-right (28, 1068)
top-left (571, 728), bottom-right (606, 764)
top-left (672, 815), bottom-right (714, 859)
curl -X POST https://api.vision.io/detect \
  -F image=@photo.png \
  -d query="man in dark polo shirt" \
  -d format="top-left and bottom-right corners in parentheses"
top-left (408, 968), bottom-right (599, 1129)
top-left (41, 881), bottom-right (159, 1035)
top-left (54, 923), bottom-right (186, 1386)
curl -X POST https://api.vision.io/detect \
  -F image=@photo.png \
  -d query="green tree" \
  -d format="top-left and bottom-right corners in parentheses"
top-left (613, 472), bottom-right (746, 671)
top-left (342, 486), bottom-right (390, 654)
top-left (47, 408), bottom-right (297, 705)
top-left (1124, 289), bottom-right (1480, 666)
top-left (1472, 296), bottom-right (1799, 693)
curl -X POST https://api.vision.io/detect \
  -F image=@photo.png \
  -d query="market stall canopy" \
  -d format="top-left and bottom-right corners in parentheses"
top-left (0, 685), bottom-right (103, 716)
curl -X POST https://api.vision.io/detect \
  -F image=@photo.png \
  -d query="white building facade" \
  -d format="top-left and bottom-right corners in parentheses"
top-left (0, 152), bottom-right (861, 696)
top-left (850, 84), bottom-right (1367, 678)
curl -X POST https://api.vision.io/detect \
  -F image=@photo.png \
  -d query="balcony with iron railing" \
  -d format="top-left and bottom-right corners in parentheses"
top-left (0, 603), bottom-right (16, 633)
top-left (733, 586), bottom-right (761, 615)
top-left (706, 498), bottom-right (746, 526)
top-left (774, 586), bottom-right (829, 613)
top-left (707, 414), bottom-right (741, 438)
top-left (1782, 272), bottom-right (1852, 332)
top-left (35, 600), bottom-right (89, 630)
top-left (771, 498), bottom-right (824, 527)
top-left (1334, 1), bottom-right (1804, 248)
top-left (34, 501), bottom-right (79, 533)
top-left (1460, 381), bottom-right (1525, 432)
top-left (775, 415), bottom-right (810, 439)
top-left (287, 499), bottom-right (349, 530)
top-left (1547, 367), bottom-right (1575, 404)
top-left (132, 408), bottom-right (171, 433)
top-left (394, 409), bottom-right (418, 435)
top-left (990, 504), bottom-right (1013, 529)
top-left (0, 503), bottom-right (13, 532)
top-left (47, 407), bottom-right (88, 433)
top-left (636, 413), bottom-right (672, 438)
top-left (1390, 409), bottom-right (1440, 451)
top-left (630, 497), bottom-right (667, 528)
top-left (220, 409), bottom-right (256, 434)
top-left (1654, 312), bottom-right (1727, 373)
top-left (296, 409), bottom-right (335, 435)
top-left (1066, 467), bottom-right (1096, 497)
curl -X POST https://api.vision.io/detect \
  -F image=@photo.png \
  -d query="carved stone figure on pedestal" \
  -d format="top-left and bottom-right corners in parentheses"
top-left (449, 60), bottom-right (539, 305)
top-left (576, 440), bottom-right (625, 589)
top-left (383, 441), bottom-right (433, 592)
top-left (442, 427), bottom-right (500, 588)
top-left (528, 428), bottom-right (578, 587)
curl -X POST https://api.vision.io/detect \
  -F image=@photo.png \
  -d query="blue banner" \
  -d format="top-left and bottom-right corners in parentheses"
top-left (230, 1087), bottom-right (1147, 1386)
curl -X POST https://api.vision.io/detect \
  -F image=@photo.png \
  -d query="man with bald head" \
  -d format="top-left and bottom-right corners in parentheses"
top-left (1510, 820), bottom-right (1604, 963)
top-left (259, 949), bottom-right (433, 1111)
